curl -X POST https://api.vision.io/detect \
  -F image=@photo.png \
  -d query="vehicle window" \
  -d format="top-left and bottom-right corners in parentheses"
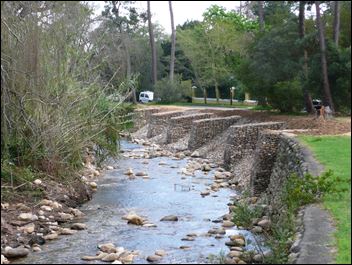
top-left (145, 94), bottom-right (149, 99)
top-left (140, 93), bottom-right (145, 97)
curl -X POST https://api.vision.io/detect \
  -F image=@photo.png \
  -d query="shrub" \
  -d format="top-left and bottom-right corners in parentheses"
top-left (268, 79), bottom-right (304, 113)
top-left (154, 75), bottom-right (192, 103)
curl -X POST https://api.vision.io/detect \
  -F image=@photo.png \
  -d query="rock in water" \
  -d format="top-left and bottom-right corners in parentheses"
top-left (4, 247), bottom-right (29, 258)
top-left (71, 223), bottom-right (87, 230)
top-left (146, 255), bottom-right (162, 262)
top-left (160, 215), bottom-right (178, 222)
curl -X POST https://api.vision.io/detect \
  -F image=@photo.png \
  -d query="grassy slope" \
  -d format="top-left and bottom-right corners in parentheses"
top-left (299, 136), bottom-right (351, 264)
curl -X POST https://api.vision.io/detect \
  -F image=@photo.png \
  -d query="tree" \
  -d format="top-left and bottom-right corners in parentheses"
top-left (169, 1), bottom-right (176, 82)
top-left (315, 1), bottom-right (335, 112)
top-left (147, 1), bottom-right (157, 85)
top-left (333, 1), bottom-right (340, 46)
top-left (299, 1), bottom-right (314, 113)
top-left (258, 1), bottom-right (264, 32)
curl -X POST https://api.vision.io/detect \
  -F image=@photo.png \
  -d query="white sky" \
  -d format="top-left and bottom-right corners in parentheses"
top-left (92, 1), bottom-right (241, 34)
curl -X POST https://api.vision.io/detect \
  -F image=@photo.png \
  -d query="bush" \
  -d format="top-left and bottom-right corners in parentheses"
top-left (154, 75), bottom-right (192, 103)
top-left (269, 79), bottom-right (304, 112)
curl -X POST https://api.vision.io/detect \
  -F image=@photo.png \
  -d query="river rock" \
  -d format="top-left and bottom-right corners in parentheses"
top-left (190, 151), bottom-right (200, 157)
top-left (18, 213), bottom-right (38, 221)
top-left (251, 226), bottom-right (263, 233)
top-left (120, 254), bottom-right (135, 263)
top-left (253, 254), bottom-right (263, 262)
top-left (201, 164), bottom-right (211, 171)
top-left (32, 246), bottom-right (42, 252)
top-left (70, 208), bottom-right (84, 217)
top-left (89, 182), bottom-right (98, 189)
top-left (230, 234), bottom-right (245, 241)
top-left (112, 261), bottom-right (123, 264)
top-left (1, 255), bottom-right (9, 264)
top-left (4, 247), bottom-right (30, 258)
top-left (181, 237), bottom-right (195, 241)
top-left (40, 205), bottom-right (52, 212)
top-left (147, 255), bottom-right (162, 262)
top-left (71, 223), bottom-right (87, 230)
top-left (155, 250), bottom-right (166, 257)
top-left (258, 219), bottom-right (271, 229)
top-left (59, 228), bottom-right (76, 235)
top-left (160, 215), bottom-right (178, 222)
top-left (126, 214), bottom-right (144, 225)
top-left (102, 253), bottom-right (120, 262)
top-left (124, 168), bottom-right (134, 175)
top-left (98, 243), bottom-right (116, 253)
top-left (135, 171), bottom-right (147, 176)
top-left (33, 179), bottom-right (42, 185)
top-left (58, 212), bottom-right (74, 220)
top-left (228, 251), bottom-right (242, 258)
top-left (93, 170), bottom-right (100, 176)
top-left (222, 221), bottom-right (235, 227)
top-left (106, 166), bottom-right (114, 170)
top-left (179, 246), bottom-right (191, 250)
top-left (18, 223), bottom-right (35, 234)
top-left (44, 233), bottom-right (58, 240)
top-left (200, 190), bottom-right (210, 196)
top-left (143, 223), bottom-right (157, 228)
top-left (81, 253), bottom-right (108, 261)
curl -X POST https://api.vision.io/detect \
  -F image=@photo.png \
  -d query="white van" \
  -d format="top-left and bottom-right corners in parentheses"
top-left (139, 91), bottom-right (154, 103)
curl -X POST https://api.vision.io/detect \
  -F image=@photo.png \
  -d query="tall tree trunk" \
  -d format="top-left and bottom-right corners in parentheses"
top-left (147, 1), bottom-right (157, 85)
top-left (258, 1), bottom-right (264, 32)
top-left (299, 1), bottom-right (314, 114)
top-left (332, 1), bottom-right (340, 46)
top-left (315, 1), bottom-right (335, 112)
top-left (215, 81), bottom-right (220, 103)
top-left (169, 1), bottom-right (176, 82)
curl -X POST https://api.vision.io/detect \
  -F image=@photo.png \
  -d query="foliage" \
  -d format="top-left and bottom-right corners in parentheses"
top-left (154, 75), bottom-right (192, 103)
top-left (270, 79), bottom-right (304, 112)
top-left (1, 2), bottom-right (134, 187)
top-left (232, 202), bottom-right (263, 228)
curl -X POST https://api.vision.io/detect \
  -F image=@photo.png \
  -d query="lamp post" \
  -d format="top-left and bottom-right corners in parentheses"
top-left (230, 86), bottom-right (235, 105)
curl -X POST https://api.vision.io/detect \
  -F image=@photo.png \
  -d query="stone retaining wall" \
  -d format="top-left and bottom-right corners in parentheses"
top-left (133, 108), bottom-right (160, 130)
top-left (165, 113), bottom-right (214, 143)
top-left (223, 122), bottom-right (285, 169)
top-left (188, 115), bottom-right (242, 150)
top-left (147, 110), bottom-right (191, 138)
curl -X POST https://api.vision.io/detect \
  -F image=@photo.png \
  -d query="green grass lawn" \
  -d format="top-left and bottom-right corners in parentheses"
top-left (299, 136), bottom-right (351, 264)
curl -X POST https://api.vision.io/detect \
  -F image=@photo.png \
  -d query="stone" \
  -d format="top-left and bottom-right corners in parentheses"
top-left (155, 250), bottom-right (166, 257)
top-left (126, 214), bottom-right (144, 225)
top-left (4, 247), bottom-right (30, 258)
top-left (1, 255), bottom-right (9, 264)
top-left (229, 235), bottom-right (245, 241)
top-left (120, 254), bottom-right (134, 263)
top-left (32, 246), bottom-right (42, 252)
top-left (200, 190), bottom-right (210, 196)
top-left (290, 240), bottom-right (301, 253)
top-left (253, 254), bottom-right (263, 263)
top-left (102, 253), bottom-right (120, 262)
top-left (1, 203), bottom-right (9, 210)
top-left (59, 228), bottom-right (76, 235)
top-left (228, 251), bottom-right (242, 258)
top-left (34, 179), bottom-right (42, 185)
top-left (147, 255), bottom-right (162, 262)
top-left (40, 205), bottom-right (52, 212)
top-left (98, 243), bottom-right (116, 253)
top-left (106, 166), bottom-right (114, 170)
top-left (58, 212), bottom-right (74, 221)
top-left (158, 161), bottom-right (167, 165)
top-left (224, 258), bottom-right (238, 264)
top-left (230, 247), bottom-right (243, 252)
top-left (143, 223), bottom-right (157, 228)
top-left (160, 215), bottom-right (178, 222)
top-left (18, 223), bottom-right (35, 234)
top-left (18, 213), bottom-right (38, 221)
top-left (251, 226), bottom-right (263, 234)
top-left (202, 164), bottom-right (211, 171)
top-left (124, 168), bottom-right (134, 175)
top-left (89, 182), bottom-right (97, 189)
top-left (179, 246), bottom-right (191, 250)
top-left (112, 261), bottom-right (123, 264)
top-left (214, 172), bottom-right (227, 179)
top-left (222, 221), bottom-right (235, 227)
top-left (81, 253), bottom-right (108, 261)
top-left (190, 151), bottom-right (200, 157)
top-left (71, 208), bottom-right (84, 217)
top-left (186, 233), bottom-right (197, 237)
top-left (71, 223), bottom-right (87, 230)
top-left (44, 233), bottom-right (58, 240)
top-left (93, 170), bottom-right (100, 177)
top-left (135, 171), bottom-right (147, 176)
top-left (258, 219), bottom-right (271, 229)
top-left (181, 237), bottom-right (195, 241)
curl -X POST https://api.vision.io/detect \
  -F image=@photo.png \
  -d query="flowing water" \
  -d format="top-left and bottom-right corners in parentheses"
top-left (19, 140), bottom-right (260, 264)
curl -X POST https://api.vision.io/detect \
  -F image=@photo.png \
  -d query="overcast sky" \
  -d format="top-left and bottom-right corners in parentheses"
top-left (92, 1), bottom-right (241, 34)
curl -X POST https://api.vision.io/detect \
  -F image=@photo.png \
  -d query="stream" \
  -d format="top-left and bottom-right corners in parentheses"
top-left (19, 140), bottom-right (260, 264)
